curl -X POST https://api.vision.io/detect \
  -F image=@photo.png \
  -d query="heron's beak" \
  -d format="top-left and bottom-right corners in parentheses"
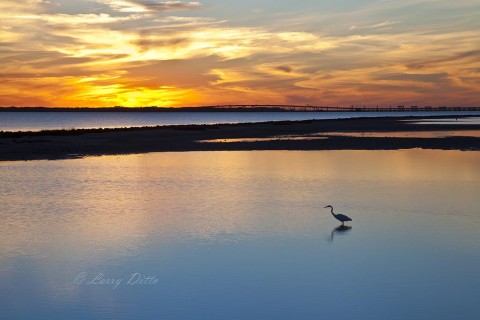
top-left (323, 206), bottom-right (329, 208)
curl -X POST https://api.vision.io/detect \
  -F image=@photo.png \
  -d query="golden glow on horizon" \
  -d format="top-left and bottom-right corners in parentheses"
top-left (70, 78), bottom-right (200, 107)
top-left (0, 0), bottom-right (479, 107)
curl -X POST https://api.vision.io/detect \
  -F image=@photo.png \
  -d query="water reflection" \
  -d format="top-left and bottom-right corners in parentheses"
top-left (199, 130), bottom-right (480, 143)
top-left (198, 136), bottom-right (328, 143)
top-left (329, 225), bottom-right (353, 243)
top-left (3, 112), bottom-right (479, 132)
top-left (1, 150), bottom-right (480, 320)
top-left (409, 117), bottom-right (480, 125)
top-left (322, 130), bottom-right (480, 138)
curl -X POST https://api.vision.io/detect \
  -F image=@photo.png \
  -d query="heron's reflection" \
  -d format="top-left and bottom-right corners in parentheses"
top-left (328, 225), bottom-right (352, 242)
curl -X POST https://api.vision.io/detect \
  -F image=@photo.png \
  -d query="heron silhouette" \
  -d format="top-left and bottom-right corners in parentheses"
top-left (324, 205), bottom-right (352, 225)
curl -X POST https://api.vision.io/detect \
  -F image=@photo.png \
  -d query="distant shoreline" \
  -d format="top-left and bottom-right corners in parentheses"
top-left (1, 115), bottom-right (479, 161)
top-left (1, 106), bottom-right (480, 113)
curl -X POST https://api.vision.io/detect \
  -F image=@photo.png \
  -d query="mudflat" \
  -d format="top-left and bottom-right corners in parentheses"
top-left (1, 116), bottom-right (479, 161)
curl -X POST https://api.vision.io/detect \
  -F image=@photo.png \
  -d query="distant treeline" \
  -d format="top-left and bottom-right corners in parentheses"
top-left (0, 106), bottom-right (292, 112)
top-left (1, 105), bottom-right (479, 112)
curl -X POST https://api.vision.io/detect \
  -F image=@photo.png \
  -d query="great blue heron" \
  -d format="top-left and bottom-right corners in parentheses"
top-left (324, 205), bottom-right (352, 225)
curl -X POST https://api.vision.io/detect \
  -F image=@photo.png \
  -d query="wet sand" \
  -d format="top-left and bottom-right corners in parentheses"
top-left (1, 116), bottom-right (479, 161)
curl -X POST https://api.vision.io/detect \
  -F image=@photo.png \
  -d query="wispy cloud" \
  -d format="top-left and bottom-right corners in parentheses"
top-left (95, 0), bottom-right (201, 13)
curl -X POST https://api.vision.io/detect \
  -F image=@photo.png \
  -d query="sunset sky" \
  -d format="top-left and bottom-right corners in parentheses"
top-left (0, 0), bottom-right (479, 107)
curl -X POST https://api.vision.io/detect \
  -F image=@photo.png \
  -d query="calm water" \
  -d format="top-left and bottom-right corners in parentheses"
top-left (411, 117), bottom-right (480, 125)
top-left (1, 111), bottom-right (480, 131)
top-left (1, 150), bottom-right (480, 320)
top-left (200, 130), bottom-right (480, 142)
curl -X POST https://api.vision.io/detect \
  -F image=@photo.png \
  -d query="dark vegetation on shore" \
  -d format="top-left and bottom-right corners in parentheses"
top-left (0, 124), bottom-right (220, 138)
top-left (0, 106), bottom-right (295, 112)
top-left (1, 116), bottom-right (479, 161)
top-left (2, 106), bottom-right (480, 113)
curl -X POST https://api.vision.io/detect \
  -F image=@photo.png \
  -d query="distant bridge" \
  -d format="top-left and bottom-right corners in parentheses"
top-left (205, 104), bottom-right (480, 112)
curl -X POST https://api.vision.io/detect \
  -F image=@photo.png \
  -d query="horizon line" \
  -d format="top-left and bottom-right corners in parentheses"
top-left (1, 104), bottom-right (480, 109)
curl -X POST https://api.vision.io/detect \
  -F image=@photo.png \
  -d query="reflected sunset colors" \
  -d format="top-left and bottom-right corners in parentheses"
top-left (1, 150), bottom-right (480, 319)
top-left (1, 150), bottom-right (479, 260)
